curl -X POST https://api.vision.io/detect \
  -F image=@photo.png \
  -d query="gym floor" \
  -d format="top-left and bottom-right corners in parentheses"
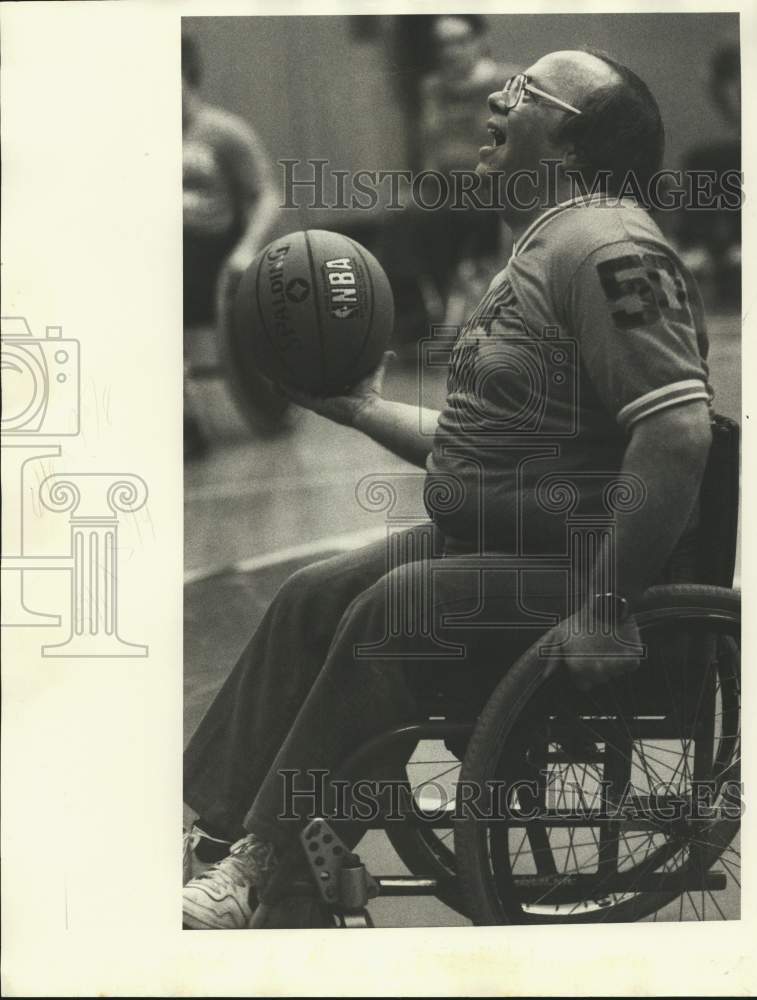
top-left (184, 314), bottom-right (741, 926)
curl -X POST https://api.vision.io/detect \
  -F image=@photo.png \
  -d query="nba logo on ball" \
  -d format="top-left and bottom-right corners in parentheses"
top-left (233, 230), bottom-right (394, 396)
top-left (325, 258), bottom-right (359, 319)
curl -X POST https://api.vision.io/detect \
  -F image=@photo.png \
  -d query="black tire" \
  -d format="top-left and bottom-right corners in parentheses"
top-left (454, 585), bottom-right (741, 925)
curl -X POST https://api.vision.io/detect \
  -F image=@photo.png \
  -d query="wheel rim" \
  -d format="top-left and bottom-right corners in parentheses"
top-left (480, 611), bottom-right (740, 922)
top-left (384, 740), bottom-right (465, 914)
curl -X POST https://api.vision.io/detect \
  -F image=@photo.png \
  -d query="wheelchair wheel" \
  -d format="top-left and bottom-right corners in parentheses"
top-left (454, 585), bottom-right (741, 924)
top-left (383, 740), bottom-right (466, 916)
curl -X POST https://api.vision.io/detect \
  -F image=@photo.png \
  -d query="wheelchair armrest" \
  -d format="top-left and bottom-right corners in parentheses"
top-left (661, 413), bottom-right (739, 588)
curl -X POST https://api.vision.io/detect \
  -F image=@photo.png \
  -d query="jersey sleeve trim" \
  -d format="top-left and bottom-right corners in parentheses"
top-left (618, 380), bottom-right (710, 430)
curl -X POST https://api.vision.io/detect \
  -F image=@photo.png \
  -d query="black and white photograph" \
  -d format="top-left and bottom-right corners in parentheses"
top-left (182, 12), bottom-right (742, 930)
top-left (1, 1), bottom-right (755, 995)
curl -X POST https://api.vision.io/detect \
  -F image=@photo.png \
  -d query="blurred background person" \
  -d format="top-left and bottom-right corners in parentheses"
top-left (379, 15), bottom-right (519, 341)
top-left (676, 41), bottom-right (740, 311)
top-left (419, 14), bottom-right (509, 176)
top-left (418, 15), bottom-right (519, 322)
top-left (182, 30), bottom-right (279, 458)
top-left (421, 14), bottom-right (520, 323)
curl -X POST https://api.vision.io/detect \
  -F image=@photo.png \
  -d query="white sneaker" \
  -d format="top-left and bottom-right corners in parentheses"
top-left (182, 826), bottom-right (230, 885)
top-left (183, 829), bottom-right (198, 885)
top-left (183, 834), bottom-right (276, 930)
top-left (182, 828), bottom-right (210, 885)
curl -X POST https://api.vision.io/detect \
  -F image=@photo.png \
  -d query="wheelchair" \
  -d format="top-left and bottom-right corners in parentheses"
top-left (254, 414), bottom-right (741, 928)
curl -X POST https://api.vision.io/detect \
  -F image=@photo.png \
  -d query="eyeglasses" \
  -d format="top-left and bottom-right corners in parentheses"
top-left (489, 73), bottom-right (583, 116)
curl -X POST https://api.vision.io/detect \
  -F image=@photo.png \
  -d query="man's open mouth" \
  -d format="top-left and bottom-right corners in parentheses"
top-left (479, 120), bottom-right (507, 163)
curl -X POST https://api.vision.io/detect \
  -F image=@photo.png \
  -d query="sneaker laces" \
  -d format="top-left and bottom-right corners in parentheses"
top-left (194, 825), bottom-right (233, 847)
top-left (193, 833), bottom-right (277, 889)
top-left (184, 825), bottom-right (233, 850)
top-left (185, 826), bottom-right (238, 879)
top-left (183, 828), bottom-right (201, 870)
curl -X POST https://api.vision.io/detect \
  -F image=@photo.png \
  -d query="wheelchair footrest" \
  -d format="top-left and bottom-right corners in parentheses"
top-left (300, 818), bottom-right (379, 912)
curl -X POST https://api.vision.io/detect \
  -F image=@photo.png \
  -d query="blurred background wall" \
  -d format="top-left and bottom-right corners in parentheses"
top-left (185, 13), bottom-right (739, 179)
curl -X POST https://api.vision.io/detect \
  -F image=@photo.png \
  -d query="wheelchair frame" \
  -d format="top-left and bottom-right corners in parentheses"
top-left (254, 416), bottom-right (741, 928)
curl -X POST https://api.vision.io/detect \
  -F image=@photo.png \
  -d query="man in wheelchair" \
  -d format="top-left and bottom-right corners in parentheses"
top-left (183, 49), bottom-right (726, 929)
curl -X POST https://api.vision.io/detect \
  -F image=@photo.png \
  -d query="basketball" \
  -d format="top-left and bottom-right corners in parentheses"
top-left (232, 230), bottom-right (394, 396)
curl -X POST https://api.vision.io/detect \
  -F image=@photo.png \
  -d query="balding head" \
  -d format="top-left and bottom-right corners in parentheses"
top-left (538, 49), bottom-right (665, 199)
top-left (527, 50), bottom-right (622, 110)
top-left (478, 47), bottom-right (663, 224)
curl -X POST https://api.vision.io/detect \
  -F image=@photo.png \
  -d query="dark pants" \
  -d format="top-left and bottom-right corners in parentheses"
top-left (183, 525), bottom-right (566, 850)
top-left (183, 228), bottom-right (239, 327)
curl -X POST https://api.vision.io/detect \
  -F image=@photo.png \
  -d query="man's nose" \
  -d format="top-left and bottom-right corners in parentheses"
top-left (488, 91), bottom-right (509, 115)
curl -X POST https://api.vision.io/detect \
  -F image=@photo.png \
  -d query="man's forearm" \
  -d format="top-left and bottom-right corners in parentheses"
top-left (353, 399), bottom-right (439, 469)
top-left (588, 406), bottom-right (712, 607)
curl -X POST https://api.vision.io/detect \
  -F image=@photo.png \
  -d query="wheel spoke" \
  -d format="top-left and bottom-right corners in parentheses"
top-left (461, 601), bottom-right (740, 924)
